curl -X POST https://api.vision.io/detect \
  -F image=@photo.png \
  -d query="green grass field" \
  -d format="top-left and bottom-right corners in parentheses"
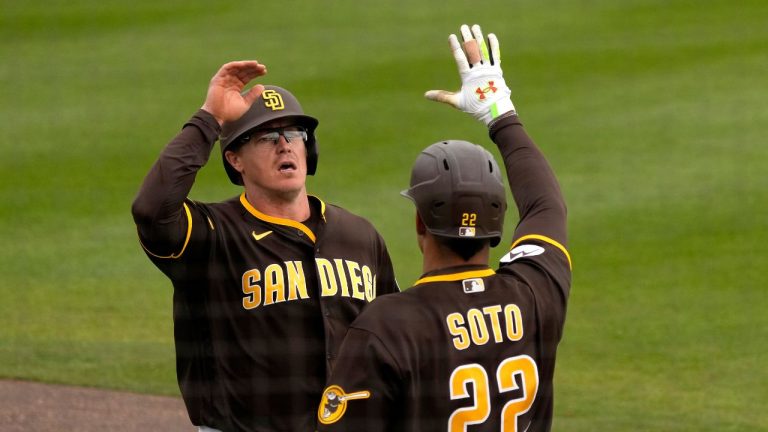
top-left (2, 0), bottom-right (767, 430)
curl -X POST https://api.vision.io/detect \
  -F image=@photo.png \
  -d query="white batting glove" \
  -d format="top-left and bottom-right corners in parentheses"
top-left (425, 24), bottom-right (516, 126)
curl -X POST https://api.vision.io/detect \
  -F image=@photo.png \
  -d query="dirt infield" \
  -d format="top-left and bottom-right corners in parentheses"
top-left (0, 380), bottom-right (196, 431)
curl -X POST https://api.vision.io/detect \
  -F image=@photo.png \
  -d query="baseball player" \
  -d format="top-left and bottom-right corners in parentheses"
top-left (317, 25), bottom-right (571, 431)
top-left (131, 61), bottom-right (399, 432)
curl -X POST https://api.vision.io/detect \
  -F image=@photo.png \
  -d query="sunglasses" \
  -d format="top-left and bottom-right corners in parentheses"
top-left (241, 126), bottom-right (308, 146)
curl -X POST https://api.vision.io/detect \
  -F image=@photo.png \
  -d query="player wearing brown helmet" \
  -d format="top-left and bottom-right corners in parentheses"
top-left (131, 61), bottom-right (398, 432)
top-left (317, 25), bottom-right (571, 432)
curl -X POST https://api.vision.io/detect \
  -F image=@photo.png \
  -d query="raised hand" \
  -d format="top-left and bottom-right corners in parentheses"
top-left (425, 24), bottom-right (516, 126)
top-left (201, 60), bottom-right (268, 126)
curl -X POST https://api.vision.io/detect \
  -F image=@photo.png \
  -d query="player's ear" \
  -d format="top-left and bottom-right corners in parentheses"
top-left (415, 212), bottom-right (427, 253)
top-left (415, 212), bottom-right (427, 236)
top-left (224, 150), bottom-right (243, 173)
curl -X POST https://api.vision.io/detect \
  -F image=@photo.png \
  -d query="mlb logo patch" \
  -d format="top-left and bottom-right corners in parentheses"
top-left (462, 278), bottom-right (485, 294)
top-left (459, 227), bottom-right (476, 237)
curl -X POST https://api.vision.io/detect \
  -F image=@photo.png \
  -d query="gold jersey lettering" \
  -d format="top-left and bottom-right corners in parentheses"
top-left (504, 304), bottom-right (523, 341)
top-left (445, 303), bottom-right (524, 350)
top-left (316, 258), bottom-right (376, 303)
top-left (241, 261), bottom-right (309, 310)
top-left (467, 309), bottom-right (490, 346)
top-left (482, 305), bottom-right (504, 343)
top-left (362, 265), bottom-right (374, 302)
top-left (334, 259), bottom-right (351, 297)
top-left (447, 312), bottom-right (470, 350)
top-left (346, 260), bottom-right (365, 300)
top-left (286, 261), bottom-right (309, 301)
top-left (264, 264), bottom-right (286, 305)
top-left (242, 269), bottom-right (262, 310)
top-left (316, 258), bottom-right (338, 297)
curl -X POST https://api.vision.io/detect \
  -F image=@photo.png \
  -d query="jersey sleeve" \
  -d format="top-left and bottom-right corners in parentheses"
top-left (490, 115), bottom-right (571, 327)
top-left (318, 328), bottom-right (402, 432)
top-left (131, 110), bottom-right (220, 262)
top-left (490, 115), bottom-right (567, 250)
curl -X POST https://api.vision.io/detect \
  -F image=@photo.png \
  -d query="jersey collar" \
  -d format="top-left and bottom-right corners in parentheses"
top-left (308, 195), bottom-right (327, 222)
top-left (239, 193), bottom-right (326, 243)
top-left (413, 265), bottom-right (495, 286)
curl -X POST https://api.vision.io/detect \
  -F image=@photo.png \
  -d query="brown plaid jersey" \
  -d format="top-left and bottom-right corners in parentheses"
top-left (317, 115), bottom-right (570, 432)
top-left (132, 110), bottom-right (399, 432)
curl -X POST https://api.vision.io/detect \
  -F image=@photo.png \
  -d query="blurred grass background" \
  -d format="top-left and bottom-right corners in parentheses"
top-left (1, 0), bottom-right (767, 430)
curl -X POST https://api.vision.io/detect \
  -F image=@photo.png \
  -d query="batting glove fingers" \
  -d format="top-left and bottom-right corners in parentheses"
top-left (425, 24), bottom-right (515, 126)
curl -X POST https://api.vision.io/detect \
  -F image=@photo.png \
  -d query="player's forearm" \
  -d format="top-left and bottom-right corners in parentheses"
top-left (489, 114), bottom-right (567, 246)
top-left (131, 110), bottom-right (220, 237)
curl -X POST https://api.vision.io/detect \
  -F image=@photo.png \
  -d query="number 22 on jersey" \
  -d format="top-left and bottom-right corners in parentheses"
top-left (448, 355), bottom-right (539, 432)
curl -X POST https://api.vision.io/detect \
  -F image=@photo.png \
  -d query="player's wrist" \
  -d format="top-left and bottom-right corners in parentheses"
top-left (487, 107), bottom-right (518, 131)
top-left (193, 109), bottom-right (223, 133)
top-left (483, 97), bottom-right (516, 126)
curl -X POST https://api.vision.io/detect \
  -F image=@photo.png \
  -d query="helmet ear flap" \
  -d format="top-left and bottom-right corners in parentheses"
top-left (306, 134), bottom-right (319, 175)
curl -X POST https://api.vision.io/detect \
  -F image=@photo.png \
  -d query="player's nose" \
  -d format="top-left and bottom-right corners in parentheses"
top-left (276, 135), bottom-right (292, 152)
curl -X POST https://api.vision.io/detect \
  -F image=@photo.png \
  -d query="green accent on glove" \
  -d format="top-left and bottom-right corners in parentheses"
top-left (480, 39), bottom-right (490, 63)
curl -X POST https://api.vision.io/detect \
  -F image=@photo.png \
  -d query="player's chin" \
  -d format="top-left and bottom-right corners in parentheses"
top-left (272, 174), bottom-right (306, 192)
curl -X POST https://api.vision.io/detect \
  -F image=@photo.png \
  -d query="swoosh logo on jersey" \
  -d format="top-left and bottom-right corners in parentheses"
top-left (252, 230), bottom-right (273, 241)
top-left (500, 244), bottom-right (545, 263)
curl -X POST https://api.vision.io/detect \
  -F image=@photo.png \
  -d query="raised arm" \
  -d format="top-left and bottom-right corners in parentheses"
top-left (425, 24), bottom-right (566, 247)
top-left (490, 115), bottom-right (567, 246)
top-left (131, 61), bottom-right (267, 253)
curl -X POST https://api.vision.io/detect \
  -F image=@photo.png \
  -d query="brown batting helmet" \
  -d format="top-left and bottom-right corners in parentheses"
top-left (401, 140), bottom-right (506, 247)
top-left (219, 85), bottom-right (319, 185)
